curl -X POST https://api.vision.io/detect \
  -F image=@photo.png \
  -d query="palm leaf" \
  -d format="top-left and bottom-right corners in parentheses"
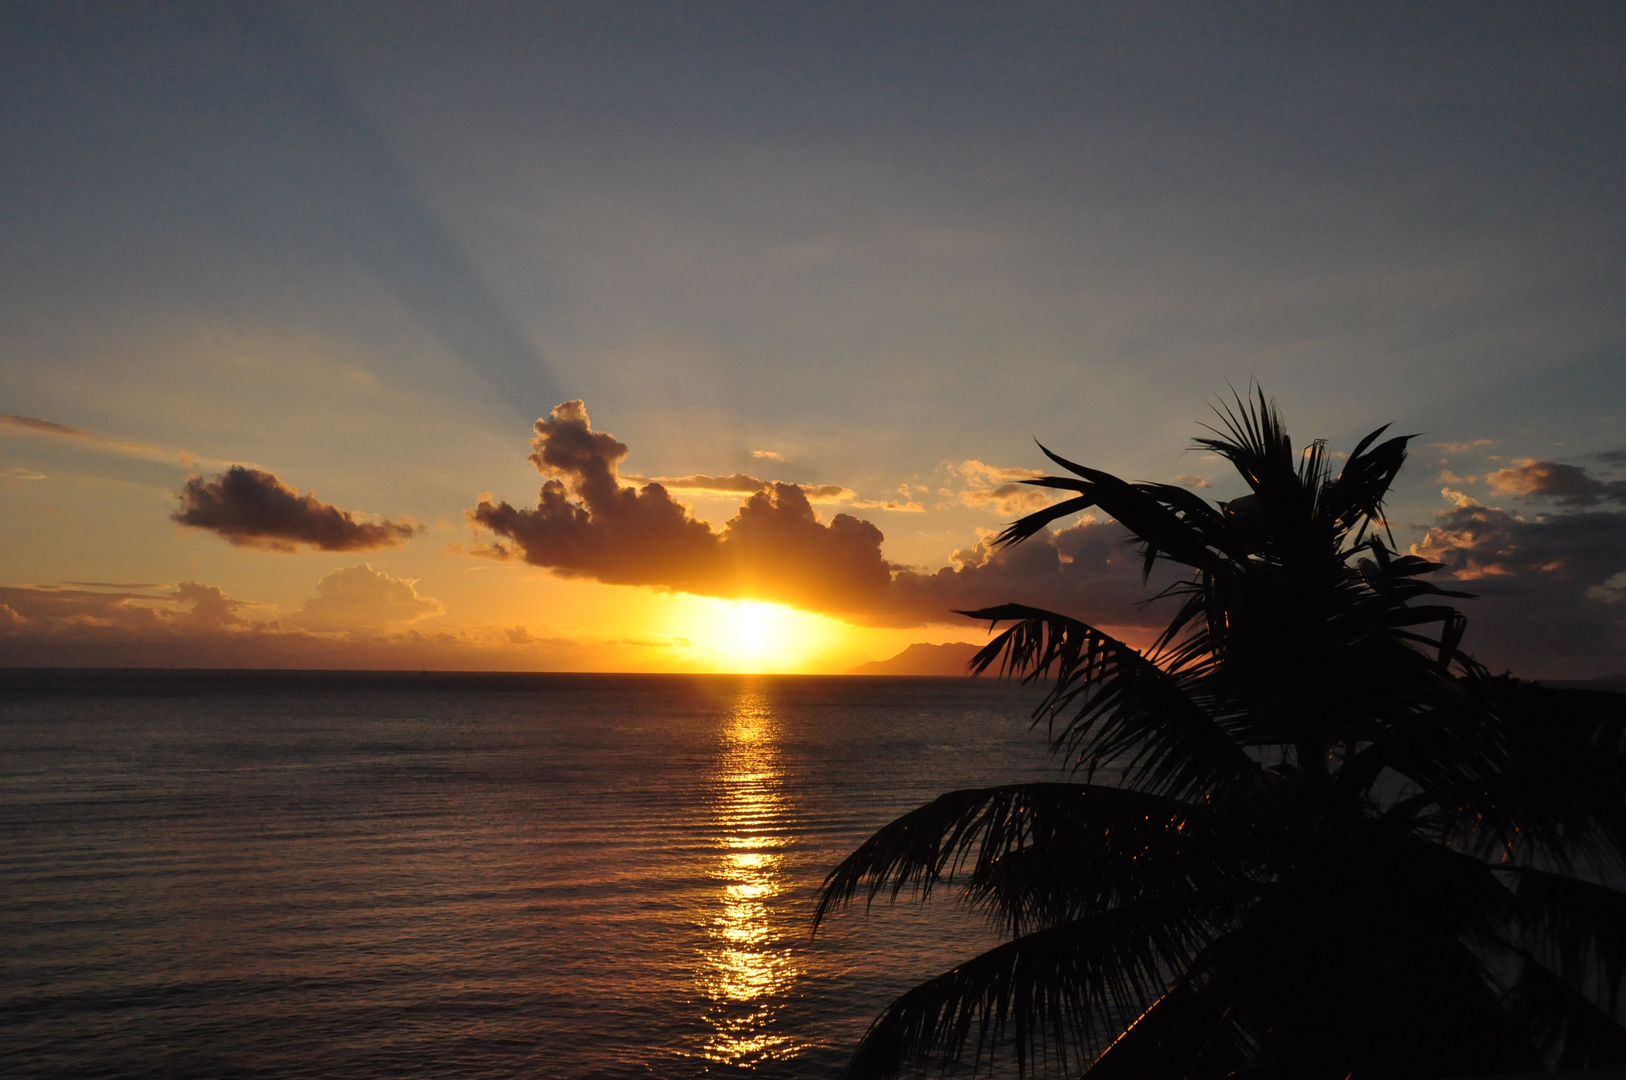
top-left (840, 896), bottom-right (1238, 1080)
top-left (1079, 975), bottom-right (1254, 1080)
top-left (1502, 867), bottom-right (1626, 1014)
top-left (957, 604), bottom-right (1262, 798)
top-left (812, 783), bottom-right (1233, 936)
top-left (1502, 957), bottom-right (1626, 1068)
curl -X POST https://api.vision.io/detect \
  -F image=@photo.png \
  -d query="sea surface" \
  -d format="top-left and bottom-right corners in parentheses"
top-left (0, 671), bottom-right (1065, 1079)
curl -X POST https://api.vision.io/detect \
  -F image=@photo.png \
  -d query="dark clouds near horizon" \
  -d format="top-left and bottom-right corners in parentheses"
top-left (175, 466), bottom-right (420, 552)
top-left (1415, 460), bottom-right (1626, 678)
top-left (470, 401), bottom-right (1173, 630)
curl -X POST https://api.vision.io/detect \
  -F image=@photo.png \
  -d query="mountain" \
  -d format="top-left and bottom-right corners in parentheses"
top-left (846, 642), bottom-right (982, 676)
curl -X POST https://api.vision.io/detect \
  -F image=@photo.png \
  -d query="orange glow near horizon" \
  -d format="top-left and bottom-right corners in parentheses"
top-left (661, 597), bottom-right (855, 673)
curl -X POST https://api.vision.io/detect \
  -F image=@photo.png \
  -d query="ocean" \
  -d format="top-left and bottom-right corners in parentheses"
top-left (0, 671), bottom-right (1063, 1079)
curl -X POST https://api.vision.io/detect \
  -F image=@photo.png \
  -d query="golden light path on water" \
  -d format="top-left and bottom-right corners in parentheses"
top-left (697, 689), bottom-right (805, 1065)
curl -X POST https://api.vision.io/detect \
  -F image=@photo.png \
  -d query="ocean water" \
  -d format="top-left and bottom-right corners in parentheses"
top-left (0, 672), bottom-right (1062, 1079)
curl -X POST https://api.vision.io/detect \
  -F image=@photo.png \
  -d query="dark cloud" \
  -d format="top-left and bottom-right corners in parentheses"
top-left (1412, 500), bottom-right (1626, 678)
top-left (174, 466), bottom-right (420, 552)
top-left (1486, 460), bottom-right (1626, 508)
top-left (470, 401), bottom-right (1172, 630)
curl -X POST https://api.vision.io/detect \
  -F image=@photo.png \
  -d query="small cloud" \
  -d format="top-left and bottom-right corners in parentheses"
top-left (800, 484), bottom-right (856, 503)
top-left (0, 413), bottom-right (217, 469)
top-left (949, 459), bottom-right (1054, 516)
top-left (637, 472), bottom-right (774, 495)
top-left (66, 581), bottom-right (163, 590)
top-left (850, 498), bottom-right (925, 512)
top-left (289, 564), bottom-right (444, 630)
top-left (3, 467), bottom-right (46, 480)
top-left (174, 582), bottom-right (247, 627)
top-left (174, 466), bottom-right (421, 552)
top-left (1485, 460), bottom-right (1626, 508)
top-left (630, 472), bottom-right (857, 504)
top-left (1586, 570), bottom-right (1626, 604)
top-left (750, 450), bottom-right (785, 462)
top-left (1176, 474), bottom-right (1210, 489)
top-left (1431, 438), bottom-right (1496, 455)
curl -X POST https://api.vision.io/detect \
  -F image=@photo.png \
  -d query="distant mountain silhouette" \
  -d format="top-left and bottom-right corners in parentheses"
top-left (847, 642), bottom-right (982, 676)
top-left (1545, 675), bottom-right (1626, 693)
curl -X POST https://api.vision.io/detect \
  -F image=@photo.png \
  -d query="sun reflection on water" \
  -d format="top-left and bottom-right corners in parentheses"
top-left (696, 691), bottom-right (804, 1065)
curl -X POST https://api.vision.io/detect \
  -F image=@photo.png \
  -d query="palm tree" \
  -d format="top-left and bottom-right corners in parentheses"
top-left (816, 391), bottom-right (1626, 1079)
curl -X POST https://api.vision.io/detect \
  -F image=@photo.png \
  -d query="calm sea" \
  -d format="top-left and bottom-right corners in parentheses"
top-left (0, 671), bottom-right (1063, 1079)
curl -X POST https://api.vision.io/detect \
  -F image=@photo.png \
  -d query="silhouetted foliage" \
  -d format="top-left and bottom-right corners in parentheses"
top-left (816, 390), bottom-right (1626, 1079)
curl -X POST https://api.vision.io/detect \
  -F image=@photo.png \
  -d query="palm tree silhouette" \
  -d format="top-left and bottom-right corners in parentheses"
top-left (816, 391), bottom-right (1626, 1079)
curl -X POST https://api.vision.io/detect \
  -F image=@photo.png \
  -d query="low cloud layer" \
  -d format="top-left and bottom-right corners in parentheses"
top-left (1413, 475), bottom-right (1626, 677)
top-left (470, 401), bottom-right (1170, 630)
top-left (0, 574), bottom-right (690, 672)
top-left (175, 466), bottom-right (420, 552)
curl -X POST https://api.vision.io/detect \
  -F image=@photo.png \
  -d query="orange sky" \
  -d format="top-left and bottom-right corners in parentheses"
top-left (3, 6), bottom-right (1625, 677)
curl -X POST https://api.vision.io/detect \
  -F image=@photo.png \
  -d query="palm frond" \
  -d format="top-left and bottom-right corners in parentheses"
top-left (841, 897), bottom-right (1236, 1080)
top-left (1431, 682), bottom-right (1626, 875)
top-left (1503, 956), bottom-right (1626, 1069)
top-left (1194, 386), bottom-right (1297, 498)
top-left (1502, 867), bottom-right (1626, 1014)
top-left (993, 454), bottom-right (1217, 573)
top-left (812, 783), bottom-right (1231, 936)
top-left (1324, 426), bottom-right (1412, 546)
top-left (1080, 974), bottom-right (1254, 1079)
top-left (957, 604), bottom-right (1262, 798)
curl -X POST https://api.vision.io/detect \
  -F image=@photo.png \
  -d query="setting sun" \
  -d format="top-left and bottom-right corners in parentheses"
top-left (669, 597), bottom-right (851, 673)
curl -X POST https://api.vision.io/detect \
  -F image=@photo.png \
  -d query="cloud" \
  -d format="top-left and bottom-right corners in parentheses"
top-left (1485, 459), bottom-right (1626, 508)
top-left (289, 564), bottom-right (444, 630)
top-left (174, 466), bottom-right (420, 552)
top-left (849, 497), bottom-right (925, 512)
top-left (751, 450), bottom-right (785, 462)
top-left (0, 578), bottom-right (675, 671)
top-left (1411, 494), bottom-right (1626, 677)
top-left (632, 471), bottom-right (857, 503)
top-left (948, 459), bottom-right (1056, 516)
top-left (1431, 438), bottom-right (1496, 455)
top-left (469, 402), bottom-right (1172, 629)
top-left (0, 413), bottom-right (216, 469)
top-left (3, 467), bottom-right (46, 480)
top-left (173, 582), bottom-right (248, 627)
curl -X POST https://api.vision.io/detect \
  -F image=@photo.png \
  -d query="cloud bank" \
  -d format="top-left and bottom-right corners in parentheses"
top-left (0, 572), bottom-right (673, 671)
top-left (175, 466), bottom-right (420, 552)
top-left (1413, 467), bottom-right (1626, 678)
top-left (470, 401), bottom-right (1169, 630)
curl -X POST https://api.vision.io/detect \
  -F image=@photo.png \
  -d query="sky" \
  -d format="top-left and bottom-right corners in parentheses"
top-left (2, 2), bottom-right (1625, 677)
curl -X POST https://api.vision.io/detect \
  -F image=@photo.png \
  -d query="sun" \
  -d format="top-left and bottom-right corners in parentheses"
top-left (670, 597), bottom-right (850, 673)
